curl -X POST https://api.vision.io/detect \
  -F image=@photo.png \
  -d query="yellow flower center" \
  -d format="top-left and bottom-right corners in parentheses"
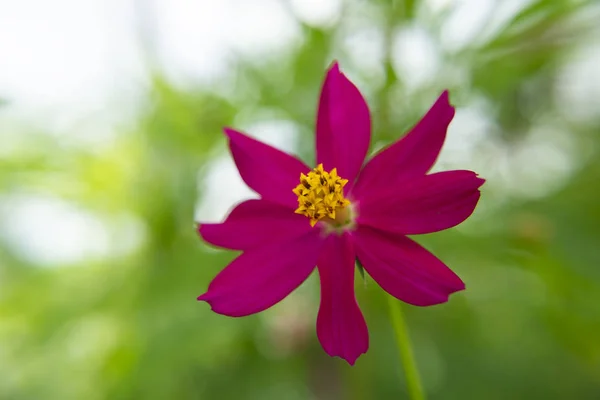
top-left (293, 164), bottom-right (352, 227)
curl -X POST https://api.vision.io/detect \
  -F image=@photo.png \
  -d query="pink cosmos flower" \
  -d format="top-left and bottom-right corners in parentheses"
top-left (198, 62), bottom-right (484, 365)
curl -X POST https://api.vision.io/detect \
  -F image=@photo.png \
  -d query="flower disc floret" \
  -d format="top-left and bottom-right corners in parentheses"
top-left (293, 164), bottom-right (351, 227)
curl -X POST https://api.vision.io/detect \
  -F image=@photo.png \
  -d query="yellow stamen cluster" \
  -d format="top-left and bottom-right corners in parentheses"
top-left (293, 164), bottom-right (351, 227)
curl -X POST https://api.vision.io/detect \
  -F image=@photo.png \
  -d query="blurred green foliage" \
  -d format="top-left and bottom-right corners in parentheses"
top-left (1, 0), bottom-right (600, 399)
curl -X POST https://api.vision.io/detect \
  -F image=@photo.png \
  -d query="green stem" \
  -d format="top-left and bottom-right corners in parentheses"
top-left (387, 296), bottom-right (425, 400)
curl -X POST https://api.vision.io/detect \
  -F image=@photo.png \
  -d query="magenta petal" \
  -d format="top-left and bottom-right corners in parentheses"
top-left (199, 199), bottom-right (311, 251)
top-left (357, 170), bottom-right (484, 235)
top-left (316, 233), bottom-right (368, 365)
top-left (353, 91), bottom-right (455, 198)
top-left (316, 62), bottom-right (371, 187)
top-left (225, 128), bottom-right (309, 208)
top-left (354, 226), bottom-right (465, 306)
top-left (198, 231), bottom-right (324, 317)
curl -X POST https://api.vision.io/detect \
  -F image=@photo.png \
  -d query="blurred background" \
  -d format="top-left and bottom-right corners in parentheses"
top-left (1, 0), bottom-right (600, 398)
